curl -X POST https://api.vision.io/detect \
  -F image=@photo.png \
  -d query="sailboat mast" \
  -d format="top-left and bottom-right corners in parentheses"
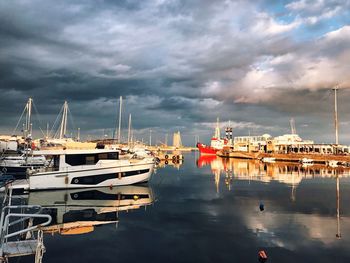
top-left (59, 101), bottom-right (68, 139)
top-left (25, 98), bottom-right (32, 137)
top-left (77, 127), bottom-right (80, 141)
top-left (118, 96), bottom-right (123, 143)
top-left (127, 113), bottom-right (131, 145)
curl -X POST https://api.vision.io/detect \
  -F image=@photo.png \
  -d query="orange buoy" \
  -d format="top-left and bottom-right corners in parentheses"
top-left (258, 250), bottom-right (268, 262)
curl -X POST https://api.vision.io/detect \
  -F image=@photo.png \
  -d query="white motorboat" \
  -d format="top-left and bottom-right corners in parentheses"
top-left (20, 149), bottom-right (155, 190)
top-left (0, 154), bottom-right (48, 175)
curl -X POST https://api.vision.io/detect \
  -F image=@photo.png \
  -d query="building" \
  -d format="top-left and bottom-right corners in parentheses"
top-left (233, 133), bottom-right (350, 155)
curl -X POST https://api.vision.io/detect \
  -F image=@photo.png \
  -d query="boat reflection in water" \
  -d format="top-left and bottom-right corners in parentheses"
top-left (28, 185), bottom-right (154, 235)
top-left (197, 155), bottom-right (350, 194)
top-left (197, 155), bottom-right (348, 243)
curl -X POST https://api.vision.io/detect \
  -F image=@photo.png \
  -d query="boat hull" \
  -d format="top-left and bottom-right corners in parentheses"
top-left (197, 143), bottom-right (219, 155)
top-left (29, 161), bottom-right (154, 190)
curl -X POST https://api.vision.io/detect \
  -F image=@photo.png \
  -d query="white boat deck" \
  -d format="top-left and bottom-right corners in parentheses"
top-left (2, 240), bottom-right (43, 257)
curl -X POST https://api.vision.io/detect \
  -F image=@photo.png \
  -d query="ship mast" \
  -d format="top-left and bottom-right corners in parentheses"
top-left (290, 118), bottom-right (296, 135)
top-left (214, 117), bottom-right (220, 138)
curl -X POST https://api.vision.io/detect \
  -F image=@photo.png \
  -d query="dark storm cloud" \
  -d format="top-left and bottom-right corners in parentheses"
top-left (0, 0), bottom-right (349, 144)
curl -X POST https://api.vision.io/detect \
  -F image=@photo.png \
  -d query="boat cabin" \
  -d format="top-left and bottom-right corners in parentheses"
top-left (33, 149), bottom-right (119, 170)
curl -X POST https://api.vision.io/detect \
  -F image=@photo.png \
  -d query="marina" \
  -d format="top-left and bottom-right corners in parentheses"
top-left (1, 152), bottom-right (350, 262)
top-left (1, 1), bottom-right (350, 262)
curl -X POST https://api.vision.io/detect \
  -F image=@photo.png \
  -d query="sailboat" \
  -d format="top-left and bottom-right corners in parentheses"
top-left (0, 98), bottom-right (48, 175)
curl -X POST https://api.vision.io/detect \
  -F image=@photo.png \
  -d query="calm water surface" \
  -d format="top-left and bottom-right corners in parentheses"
top-left (12, 152), bottom-right (350, 262)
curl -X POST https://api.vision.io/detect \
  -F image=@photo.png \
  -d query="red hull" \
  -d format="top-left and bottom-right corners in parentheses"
top-left (197, 143), bottom-right (219, 155)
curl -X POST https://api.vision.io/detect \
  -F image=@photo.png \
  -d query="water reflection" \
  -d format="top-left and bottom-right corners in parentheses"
top-left (197, 155), bottom-right (348, 245)
top-left (157, 159), bottom-right (183, 170)
top-left (27, 185), bottom-right (154, 235)
top-left (197, 155), bottom-right (350, 193)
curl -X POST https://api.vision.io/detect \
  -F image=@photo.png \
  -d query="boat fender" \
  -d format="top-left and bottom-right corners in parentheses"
top-left (259, 203), bottom-right (264, 211)
top-left (165, 155), bottom-right (169, 159)
top-left (258, 250), bottom-right (268, 262)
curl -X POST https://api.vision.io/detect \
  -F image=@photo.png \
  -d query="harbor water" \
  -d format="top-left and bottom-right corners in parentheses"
top-left (5, 152), bottom-right (350, 262)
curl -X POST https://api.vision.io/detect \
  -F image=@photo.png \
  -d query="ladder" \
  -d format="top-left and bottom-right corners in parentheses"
top-left (0, 188), bottom-right (52, 262)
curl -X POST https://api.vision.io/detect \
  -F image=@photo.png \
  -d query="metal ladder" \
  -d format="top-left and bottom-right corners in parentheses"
top-left (0, 188), bottom-right (52, 262)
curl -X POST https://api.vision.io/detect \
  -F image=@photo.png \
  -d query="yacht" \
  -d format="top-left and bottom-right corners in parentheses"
top-left (10, 149), bottom-right (155, 191)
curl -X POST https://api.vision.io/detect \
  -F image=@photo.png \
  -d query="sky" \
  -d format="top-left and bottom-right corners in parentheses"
top-left (1, 0), bottom-right (350, 146)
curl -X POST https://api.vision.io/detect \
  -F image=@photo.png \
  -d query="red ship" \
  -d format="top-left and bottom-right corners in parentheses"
top-left (197, 119), bottom-right (232, 155)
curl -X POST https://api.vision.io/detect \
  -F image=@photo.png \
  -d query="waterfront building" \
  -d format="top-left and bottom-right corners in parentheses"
top-left (233, 133), bottom-right (350, 155)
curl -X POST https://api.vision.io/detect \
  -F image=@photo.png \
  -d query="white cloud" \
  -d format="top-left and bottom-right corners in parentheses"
top-left (251, 12), bottom-right (300, 36)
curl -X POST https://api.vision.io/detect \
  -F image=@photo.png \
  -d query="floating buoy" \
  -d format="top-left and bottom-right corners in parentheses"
top-left (259, 203), bottom-right (264, 211)
top-left (258, 250), bottom-right (268, 262)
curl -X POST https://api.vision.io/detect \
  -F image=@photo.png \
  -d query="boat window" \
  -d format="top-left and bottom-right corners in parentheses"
top-left (66, 154), bottom-right (96, 166)
top-left (97, 152), bottom-right (118, 160)
top-left (86, 156), bottom-right (95, 165)
top-left (98, 153), bottom-right (108, 160)
top-left (65, 152), bottom-right (119, 166)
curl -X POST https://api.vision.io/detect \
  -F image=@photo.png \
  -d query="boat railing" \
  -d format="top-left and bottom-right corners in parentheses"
top-left (0, 189), bottom-right (52, 261)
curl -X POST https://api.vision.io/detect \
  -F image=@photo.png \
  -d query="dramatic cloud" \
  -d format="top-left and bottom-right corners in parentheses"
top-left (0, 0), bottom-right (349, 144)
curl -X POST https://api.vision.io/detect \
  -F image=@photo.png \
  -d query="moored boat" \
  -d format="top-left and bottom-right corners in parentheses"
top-left (8, 149), bottom-right (155, 191)
top-left (197, 119), bottom-right (230, 155)
top-left (0, 154), bottom-right (48, 175)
